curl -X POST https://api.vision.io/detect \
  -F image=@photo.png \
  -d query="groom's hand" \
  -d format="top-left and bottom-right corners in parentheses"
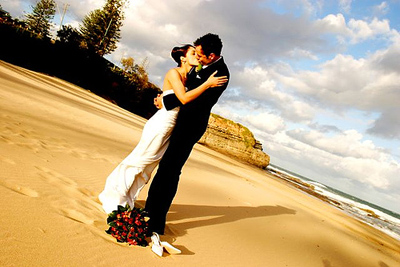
top-left (154, 94), bottom-right (163, 109)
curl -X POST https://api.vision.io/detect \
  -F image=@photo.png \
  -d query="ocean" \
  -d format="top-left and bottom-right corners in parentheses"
top-left (265, 164), bottom-right (400, 241)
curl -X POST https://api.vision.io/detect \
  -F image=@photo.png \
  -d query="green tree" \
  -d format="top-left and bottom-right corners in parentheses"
top-left (0, 5), bottom-right (12, 23)
top-left (57, 25), bottom-right (83, 47)
top-left (25, 0), bottom-right (56, 38)
top-left (80, 0), bottom-right (126, 56)
top-left (120, 57), bottom-right (150, 89)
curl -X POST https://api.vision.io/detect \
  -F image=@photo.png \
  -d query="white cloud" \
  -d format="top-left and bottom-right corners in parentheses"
top-left (339, 0), bottom-right (352, 14)
top-left (319, 13), bottom-right (347, 32)
top-left (272, 44), bottom-right (400, 139)
top-left (1, 0), bottom-right (26, 18)
top-left (288, 129), bottom-right (383, 158)
top-left (280, 48), bottom-right (400, 109)
top-left (270, 128), bottom-right (399, 192)
top-left (163, 24), bottom-right (180, 37)
top-left (369, 44), bottom-right (400, 74)
top-left (232, 65), bottom-right (316, 123)
top-left (244, 112), bottom-right (286, 134)
top-left (286, 47), bottom-right (319, 60)
top-left (373, 1), bottom-right (389, 16)
top-left (367, 109), bottom-right (400, 139)
top-left (348, 17), bottom-right (391, 43)
top-left (317, 14), bottom-right (395, 45)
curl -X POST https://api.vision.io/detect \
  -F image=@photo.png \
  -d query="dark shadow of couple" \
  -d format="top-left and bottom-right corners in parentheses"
top-left (136, 200), bottom-right (296, 236)
top-left (136, 200), bottom-right (296, 255)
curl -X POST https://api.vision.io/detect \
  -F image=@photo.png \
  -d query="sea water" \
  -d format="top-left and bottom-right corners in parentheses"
top-left (266, 164), bottom-right (400, 241)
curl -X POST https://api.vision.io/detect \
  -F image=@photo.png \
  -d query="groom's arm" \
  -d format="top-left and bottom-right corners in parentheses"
top-left (197, 61), bottom-right (230, 107)
top-left (162, 93), bottom-right (182, 110)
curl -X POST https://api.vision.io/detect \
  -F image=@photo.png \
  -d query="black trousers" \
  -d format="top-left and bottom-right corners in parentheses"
top-left (145, 118), bottom-right (206, 234)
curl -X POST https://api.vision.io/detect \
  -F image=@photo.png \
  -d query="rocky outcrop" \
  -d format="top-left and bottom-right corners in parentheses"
top-left (198, 114), bottom-right (270, 168)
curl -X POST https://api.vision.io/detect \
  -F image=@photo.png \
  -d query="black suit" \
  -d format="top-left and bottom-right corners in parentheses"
top-left (145, 57), bottom-right (230, 234)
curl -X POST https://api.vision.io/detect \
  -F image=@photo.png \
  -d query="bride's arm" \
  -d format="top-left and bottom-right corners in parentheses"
top-left (168, 69), bottom-right (227, 105)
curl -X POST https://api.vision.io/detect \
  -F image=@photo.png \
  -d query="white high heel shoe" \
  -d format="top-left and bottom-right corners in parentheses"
top-left (161, 241), bottom-right (181, 254)
top-left (150, 232), bottom-right (181, 257)
top-left (151, 232), bottom-right (164, 257)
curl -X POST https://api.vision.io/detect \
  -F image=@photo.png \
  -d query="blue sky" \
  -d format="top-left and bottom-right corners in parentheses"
top-left (2, 0), bottom-right (400, 213)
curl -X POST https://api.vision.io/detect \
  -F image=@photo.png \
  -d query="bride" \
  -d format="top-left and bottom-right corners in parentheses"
top-left (99, 44), bottom-right (227, 214)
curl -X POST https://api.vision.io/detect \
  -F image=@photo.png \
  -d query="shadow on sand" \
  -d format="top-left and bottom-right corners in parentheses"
top-left (137, 201), bottom-right (296, 237)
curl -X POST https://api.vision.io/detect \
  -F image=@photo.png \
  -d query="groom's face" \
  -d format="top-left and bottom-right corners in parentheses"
top-left (195, 45), bottom-right (213, 66)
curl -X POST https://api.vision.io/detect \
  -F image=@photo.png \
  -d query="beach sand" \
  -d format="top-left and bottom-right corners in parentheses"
top-left (0, 60), bottom-right (399, 267)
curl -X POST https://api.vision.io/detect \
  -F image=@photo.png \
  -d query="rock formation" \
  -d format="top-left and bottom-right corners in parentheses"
top-left (198, 114), bottom-right (270, 168)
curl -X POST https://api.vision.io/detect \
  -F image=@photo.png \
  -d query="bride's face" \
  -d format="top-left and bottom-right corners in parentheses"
top-left (185, 47), bottom-right (199, 66)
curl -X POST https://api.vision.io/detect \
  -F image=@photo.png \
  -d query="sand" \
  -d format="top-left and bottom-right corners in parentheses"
top-left (0, 60), bottom-right (399, 267)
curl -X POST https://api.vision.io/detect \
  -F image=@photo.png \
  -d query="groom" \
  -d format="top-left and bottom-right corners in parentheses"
top-left (145, 33), bottom-right (230, 234)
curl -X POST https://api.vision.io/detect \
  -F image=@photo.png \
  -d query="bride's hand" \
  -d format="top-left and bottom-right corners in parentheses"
top-left (206, 71), bottom-right (228, 88)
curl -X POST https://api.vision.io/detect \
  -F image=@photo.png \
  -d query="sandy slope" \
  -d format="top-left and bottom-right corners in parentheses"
top-left (0, 60), bottom-right (399, 267)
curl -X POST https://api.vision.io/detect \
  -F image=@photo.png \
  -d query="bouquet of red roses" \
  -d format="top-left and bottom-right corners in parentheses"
top-left (105, 204), bottom-right (150, 247)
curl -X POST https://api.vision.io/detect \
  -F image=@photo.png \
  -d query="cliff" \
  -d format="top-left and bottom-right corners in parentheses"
top-left (198, 114), bottom-right (270, 168)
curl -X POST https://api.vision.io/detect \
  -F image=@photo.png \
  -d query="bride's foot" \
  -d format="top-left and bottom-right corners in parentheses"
top-left (161, 241), bottom-right (181, 254)
top-left (151, 232), bottom-right (164, 257)
top-left (150, 232), bottom-right (181, 257)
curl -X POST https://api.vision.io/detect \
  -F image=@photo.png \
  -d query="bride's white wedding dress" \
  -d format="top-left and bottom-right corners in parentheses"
top-left (99, 90), bottom-right (179, 214)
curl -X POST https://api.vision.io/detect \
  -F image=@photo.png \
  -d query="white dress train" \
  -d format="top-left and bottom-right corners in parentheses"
top-left (99, 90), bottom-right (179, 214)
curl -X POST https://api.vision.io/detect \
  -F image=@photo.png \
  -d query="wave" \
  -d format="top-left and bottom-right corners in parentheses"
top-left (266, 164), bottom-right (400, 240)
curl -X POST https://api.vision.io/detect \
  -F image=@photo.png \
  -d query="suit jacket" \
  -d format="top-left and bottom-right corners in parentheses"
top-left (162, 57), bottom-right (230, 136)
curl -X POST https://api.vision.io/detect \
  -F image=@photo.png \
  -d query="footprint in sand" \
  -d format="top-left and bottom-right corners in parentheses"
top-left (60, 208), bottom-right (94, 225)
top-left (35, 166), bottom-right (77, 186)
top-left (0, 179), bottom-right (39, 197)
top-left (35, 166), bottom-right (103, 208)
top-left (0, 134), bottom-right (14, 144)
top-left (0, 155), bottom-right (16, 165)
top-left (35, 165), bottom-right (105, 221)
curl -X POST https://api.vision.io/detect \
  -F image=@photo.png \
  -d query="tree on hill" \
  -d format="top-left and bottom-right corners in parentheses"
top-left (25, 0), bottom-right (56, 38)
top-left (120, 57), bottom-right (150, 89)
top-left (80, 0), bottom-right (126, 56)
top-left (0, 5), bottom-right (26, 28)
top-left (57, 25), bottom-right (84, 47)
top-left (0, 5), bottom-right (11, 23)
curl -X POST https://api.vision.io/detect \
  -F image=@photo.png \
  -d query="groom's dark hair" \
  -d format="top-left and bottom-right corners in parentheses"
top-left (194, 33), bottom-right (223, 57)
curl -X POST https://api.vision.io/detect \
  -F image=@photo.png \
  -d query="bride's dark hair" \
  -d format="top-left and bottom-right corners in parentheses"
top-left (171, 44), bottom-right (194, 67)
